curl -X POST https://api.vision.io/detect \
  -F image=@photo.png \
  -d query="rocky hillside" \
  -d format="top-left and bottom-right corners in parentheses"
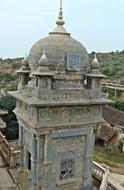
top-left (89, 50), bottom-right (124, 82)
top-left (0, 57), bottom-right (22, 74)
top-left (0, 50), bottom-right (124, 82)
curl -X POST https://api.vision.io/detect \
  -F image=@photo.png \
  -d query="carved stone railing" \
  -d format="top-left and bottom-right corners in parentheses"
top-left (0, 132), bottom-right (20, 168)
top-left (93, 161), bottom-right (109, 190)
top-left (102, 82), bottom-right (124, 88)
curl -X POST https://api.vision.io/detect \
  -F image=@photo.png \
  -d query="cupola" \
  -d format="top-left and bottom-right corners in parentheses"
top-left (87, 54), bottom-right (106, 90)
top-left (32, 52), bottom-right (54, 98)
top-left (16, 55), bottom-right (31, 91)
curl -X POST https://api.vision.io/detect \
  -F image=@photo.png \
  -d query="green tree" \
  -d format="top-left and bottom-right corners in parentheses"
top-left (0, 95), bottom-right (19, 140)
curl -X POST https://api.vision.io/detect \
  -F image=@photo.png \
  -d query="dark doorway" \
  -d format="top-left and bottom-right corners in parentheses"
top-left (27, 151), bottom-right (31, 170)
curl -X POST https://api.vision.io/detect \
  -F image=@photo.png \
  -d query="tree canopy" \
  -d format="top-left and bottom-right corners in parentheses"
top-left (0, 95), bottom-right (19, 140)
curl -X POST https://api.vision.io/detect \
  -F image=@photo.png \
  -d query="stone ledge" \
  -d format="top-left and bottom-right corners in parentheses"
top-left (56, 178), bottom-right (77, 186)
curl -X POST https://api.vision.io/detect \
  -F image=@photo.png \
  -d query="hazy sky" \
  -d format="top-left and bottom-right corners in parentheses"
top-left (0, 0), bottom-right (124, 58)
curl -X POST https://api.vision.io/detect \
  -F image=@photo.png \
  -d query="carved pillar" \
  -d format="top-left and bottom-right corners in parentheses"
top-left (1, 135), bottom-right (5, 160)
top-left (9, 147), bottom-right (16, 168)
top-left (82, 128), bottom-right (94, 190)
top-left (0, 134), bottom-right (4, 151)
top-left (31, 134), bottom-right (37, 190)
top-left (43, 134), bottom-right (48, 165)
top-left (36, 136), bottom-right (42, 189)
top-left (19, 125), bottom-right (24, 171)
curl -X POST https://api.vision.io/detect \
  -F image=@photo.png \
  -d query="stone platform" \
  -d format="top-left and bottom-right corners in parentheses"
top-left (0, 154), bottom-right (19, 190)
top-left (9, 168), bottom-right (31, 190)
top-left (108, 173), bottom-right (124, 190)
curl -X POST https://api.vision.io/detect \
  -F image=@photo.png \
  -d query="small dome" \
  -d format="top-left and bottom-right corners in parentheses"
top-left (87, 54), bottom-right (106, 78)
top-left (17, 55), bottom-right (30, 73)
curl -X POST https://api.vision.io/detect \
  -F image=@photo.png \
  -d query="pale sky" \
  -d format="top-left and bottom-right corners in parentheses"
top-left (0, 0), bottom-right (124, 58)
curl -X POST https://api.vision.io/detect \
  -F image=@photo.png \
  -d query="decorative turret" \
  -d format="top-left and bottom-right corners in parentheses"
top-left (87, 54), bottom-right (106, 90)
top-left (8, 2), bottom-right (113, 190)
top-left (32, 51), bottom-right (54, 98)
top-left (16, 55), bottom-right (31, 91)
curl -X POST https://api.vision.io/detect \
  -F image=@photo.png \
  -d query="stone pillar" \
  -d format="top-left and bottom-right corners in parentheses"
top-left (0, 133), bottom-right (4, 151)
top-left (31, 134), bottom-right (37, 190)
top-left (43, 134), bottom-right (48, 165)
top-left (36, 136), bottom-right (42, 189)
top-left (9, 147), bottom-right (16, 168)
top-left (81, 129), bottom-right (94, 190)
top-left (19, 125), bottom-right (24, 171)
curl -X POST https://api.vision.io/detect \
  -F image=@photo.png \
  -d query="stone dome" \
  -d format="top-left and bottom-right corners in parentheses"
top-left (28, 6), bottom-right (89, 73)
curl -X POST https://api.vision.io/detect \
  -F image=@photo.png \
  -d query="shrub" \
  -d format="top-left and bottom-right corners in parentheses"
top-left (0, 95), bottom-right (19, 140)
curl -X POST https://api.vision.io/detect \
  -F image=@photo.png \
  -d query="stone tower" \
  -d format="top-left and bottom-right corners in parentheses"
top-left (9, 2), bottom-right (111, 190)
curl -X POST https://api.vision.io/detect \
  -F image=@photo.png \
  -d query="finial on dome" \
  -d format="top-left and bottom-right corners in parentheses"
top-left (87, 53), bottom-right (106, 78)
top-left (49, 0), bottom-right (70, 35)
top-left (91, 53), bottom-right (99, 70)
top-left (22, 53), bottom-right (28, 66)
top-left (39, 50), bottom-right (48, 66)
top-left (60, 0), bottom-right (62, 9)
top-left (93, 54), bottom-right (98, 63)
top-left (56, 0), bottom-right (65, 26)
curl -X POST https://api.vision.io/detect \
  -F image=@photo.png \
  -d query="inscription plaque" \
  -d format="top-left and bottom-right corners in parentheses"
top-left (67, 53), bottom-right (81, 71)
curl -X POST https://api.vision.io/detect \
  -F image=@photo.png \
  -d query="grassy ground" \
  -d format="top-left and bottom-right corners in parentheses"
top-left (94, 145), bottom-right (124, 168)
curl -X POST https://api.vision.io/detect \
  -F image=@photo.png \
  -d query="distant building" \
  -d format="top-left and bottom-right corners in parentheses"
top-left (9, 1), bottom-right (111, 190)
top-left (103, 106), bottom-right (124, 130)
top-left (102, 106), bottom-right (124, 145)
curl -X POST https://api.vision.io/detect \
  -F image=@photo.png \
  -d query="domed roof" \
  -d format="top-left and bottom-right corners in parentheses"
top-left (28, 4), bottom-right (89, 73)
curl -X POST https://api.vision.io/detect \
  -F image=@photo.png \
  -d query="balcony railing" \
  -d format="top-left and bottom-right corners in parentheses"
top-left (93, 161), bottom-right (109, 190)
top-left (0, 132), bottom-right (20, 168)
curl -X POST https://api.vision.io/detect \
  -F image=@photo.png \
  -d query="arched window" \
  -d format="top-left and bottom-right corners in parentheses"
top-left (60, 151), bottom-right (75, 180)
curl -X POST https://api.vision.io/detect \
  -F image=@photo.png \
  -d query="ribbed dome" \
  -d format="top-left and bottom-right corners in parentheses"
top-left (28, 5), bottom-right (89, 73)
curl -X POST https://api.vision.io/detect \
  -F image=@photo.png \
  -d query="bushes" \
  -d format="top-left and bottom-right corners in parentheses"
top-left (94, 145), bottom-right (124, 167)
top-left (118, 138), bottom-right (124, 152)
top-left (112, 98), bottom-right (124, 112)
top-left (0, 72), bottom-right (17, 82)
top-left (104, 143), bottom-right (118, 154)
top-left (0, 95), bottom-right (16, 111)
top-left (102, 86), bottom-right (124, 111)
top-left (101, 85), bottom-right (115, 99)
top-left (0, 95), bottom-right (19, 140)
top-left (89, 50), bottom-right (124, 80)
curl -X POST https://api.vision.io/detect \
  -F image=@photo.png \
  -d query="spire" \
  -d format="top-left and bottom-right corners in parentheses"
top-left (60, 0), bottom-right (62, 9)
top-left (56, 0), bottom-right (65, 26)
top-left (49, 0), bottom-right (70, 36)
